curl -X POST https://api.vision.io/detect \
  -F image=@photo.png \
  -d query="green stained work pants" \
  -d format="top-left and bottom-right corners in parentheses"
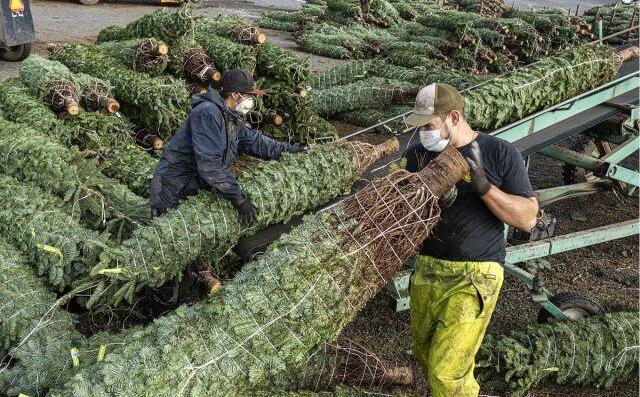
top-left (410, 255), bottom-right (504, 397)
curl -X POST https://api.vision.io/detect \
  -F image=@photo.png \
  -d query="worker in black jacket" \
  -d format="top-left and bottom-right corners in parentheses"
top-left (149, 69), bottom-right (305, 224)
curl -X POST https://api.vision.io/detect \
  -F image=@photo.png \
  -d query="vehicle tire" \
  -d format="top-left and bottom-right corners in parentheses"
top-left (561, 139), bottom-right (601, 185)
top-left (78, 0), bottom-right (100, 5)
top-left (0, 43), bottom-right (31, 62)
top-left (537, 292), bottom-right (604, 323)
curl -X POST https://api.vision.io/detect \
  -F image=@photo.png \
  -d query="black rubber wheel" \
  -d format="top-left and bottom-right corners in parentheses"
top-left (537, 292), bottom-right (604, 323)
top-left (562, 139), bottom-right (602, 185)
top-left (0, 43), bottom-right (32, 62)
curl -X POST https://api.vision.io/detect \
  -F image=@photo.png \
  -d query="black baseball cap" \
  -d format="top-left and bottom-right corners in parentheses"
top-left (220, 69), bottom-right (266, 95)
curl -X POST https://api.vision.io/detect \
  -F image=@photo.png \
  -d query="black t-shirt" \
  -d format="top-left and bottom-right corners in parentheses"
top-left (405, 133), bottom-right (534, 264)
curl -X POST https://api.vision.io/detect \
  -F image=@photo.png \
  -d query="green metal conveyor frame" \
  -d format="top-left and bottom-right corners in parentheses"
top-left (388, 71), bottom-right (640, 319)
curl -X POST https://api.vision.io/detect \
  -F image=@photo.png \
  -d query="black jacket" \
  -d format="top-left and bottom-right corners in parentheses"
top-left (150, 89), bottom-right (298, 210)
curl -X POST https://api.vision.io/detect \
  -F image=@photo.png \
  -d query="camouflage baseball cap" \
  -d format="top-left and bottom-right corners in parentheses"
top-left (405, 83), bottom-right (465, 127)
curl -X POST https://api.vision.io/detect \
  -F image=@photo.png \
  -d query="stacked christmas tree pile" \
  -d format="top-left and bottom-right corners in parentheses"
top-left (91, 5), bottom-right (336, 145)
top-left (583, 2), bottom-right (639, 44)
top-left (260, 0), bottom-right (592, 72)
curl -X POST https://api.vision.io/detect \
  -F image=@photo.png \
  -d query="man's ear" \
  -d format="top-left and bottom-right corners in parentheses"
top-left (450, 110), bottom-right (460, 126)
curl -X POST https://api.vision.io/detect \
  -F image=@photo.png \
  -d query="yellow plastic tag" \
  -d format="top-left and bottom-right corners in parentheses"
top-left (31, 230), bottom-right (64, 259)
top-left (70, 347), bottom-right (80, 367)
top-left (97, 344), bottom-right (106, 362)
top-left (96, 268), bottom-right (123, 275)
top-left (18, 394), bottom-right (31, 397)
top-left (41, 244), bottom-right (63, 258)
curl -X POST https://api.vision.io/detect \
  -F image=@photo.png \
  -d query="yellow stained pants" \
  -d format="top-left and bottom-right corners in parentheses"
top-left (410, 255), bottom-right (504, 397)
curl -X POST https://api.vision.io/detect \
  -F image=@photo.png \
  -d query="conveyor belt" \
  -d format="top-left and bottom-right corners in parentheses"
top-left (514, 89), bottom-right (638, 156)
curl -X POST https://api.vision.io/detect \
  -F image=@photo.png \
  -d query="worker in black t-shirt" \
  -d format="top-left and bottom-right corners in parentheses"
top-left (403, 83), bottom-right (539, 397)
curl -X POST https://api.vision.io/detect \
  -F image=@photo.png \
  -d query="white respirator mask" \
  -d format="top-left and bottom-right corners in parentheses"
top-left (235, 95), bottom-right (254, 116)
top-left (419, 115), bottom-right (450, 152)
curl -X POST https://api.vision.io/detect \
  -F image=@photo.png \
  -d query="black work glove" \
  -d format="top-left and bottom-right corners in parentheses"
top-left (289, 144), bottom-right (309, 154)
top-left (439, 186), bottom-right (457, 208)
top-left (464, 141), bottom-right (492, 196)
top-left (234, 197), bottom-right (257, 227)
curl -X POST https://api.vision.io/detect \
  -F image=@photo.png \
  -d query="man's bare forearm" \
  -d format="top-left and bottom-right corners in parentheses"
top-left (481, 186), bottom-right (539, 231)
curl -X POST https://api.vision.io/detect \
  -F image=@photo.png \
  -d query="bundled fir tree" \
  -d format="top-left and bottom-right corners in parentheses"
top-left (96, 4), bottom-right (193, 43)
top-left (310, 77), bottom-right (418, 118)
top-left (369, 60), bottom-right (489, 88)
top-left (584, 3), bottom-right (639, 44)
top-left (0, 239), bottom-right (85, 397)
top-left (0, 78), bottom-right (63, 137)
top-left (464, 45), bottom-right (631, 130)
top-left (167, 36), bottom-right (221, 85)
top-left (47, 145), bottom-right (468, 396)
top-left (0, 117), bottom-right (150, 236)
top-left (0, 79), bottom-right (157, 199)
top-left (192, 19), bottom-right (257, 74)
top-left (75, 73), bottom-right (120, 114)
top-left (75, 138), bottom-right (400, 308)
top-left (59, 111), bottom-right (158, 199)
top-left (476, 312), bottom-right (639, 396)
top-left (256, 43), bottom-right (311, 87)
top-left (337, 105), bottom-right (412, 132)
top-left (18, 55), bottom-right (80, 115)
top-left (253, 79), bottom-right (337, 144)
top-left (97, 38), bottom-right (169, 76)
top-left (258, 4), bottom-right (327, 32)
top-left (310, 60), bottom-right (373, 89)
top-left (445, 0), bottom-right (507, 17)
top-left (197, 15), bottom-right (267, 45)
top-left (49, 43), bottom-right (190, 138)
top-left (0, 174), bottom-right (108, 290)
top-left (297, 30), bottom-right (363, 59)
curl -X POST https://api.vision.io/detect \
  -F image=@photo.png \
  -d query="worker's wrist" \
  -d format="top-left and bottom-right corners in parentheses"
top-left (478, 184), bottom-right (496, 200)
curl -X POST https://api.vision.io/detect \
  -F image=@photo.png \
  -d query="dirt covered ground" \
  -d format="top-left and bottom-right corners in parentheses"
top-left (2, 1), bottom-right (636, 396)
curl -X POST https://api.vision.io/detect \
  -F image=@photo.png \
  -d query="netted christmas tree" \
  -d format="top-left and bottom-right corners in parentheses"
top-left (258, 4), bottom-right (327, 32)
top-left (337, 105), bottom-right (412, 132)
top-left (369, 60), bottom-right (489, 88)
top-left (584, 3), bottom-right (639, 44)
top-left (256, 43), bottom-right (311, 87)
top-left (464, 45), bottom-right (630, 131)
top-left (310, 77), bottom-right (418, 118)
top-left (0, 79), bottom-right (157, 199)
top-left (167, 36), bottom-right (221, 85)
top-left (49, 42), bottom-right (190, 138)
top-left (310, 60), bottom-right (373, 89)
top-left (75, 73), bottom-right (120, 114)
top-left (75, 138), bottom-right (399, 308)
top-left (0, 117), bottom-right (150, 238)
top-left (96, 4), bottom-right (194, 43)
top-left (196, 15), bottom-right (267, 45)
top-left (0, 174), bottom-right (108, 290)
top-left (297, 30), bottom-right (362, 59)
top-left (0, 78), bottom-right (64, 139)
top-left (18, 55), bottom-right (80, 115)
top-left (0, 239), bottom-right (86, 397)
top-left (191, 19), bottom-right (257, 74)
top-left (48, 145), bottom-right (468, 396)
top-left (445, 0), bottom-right (507, 17)
top-left (476, 311), bottom-right (639, 396)
top-left (97, 38), bottom-right (169, 76)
